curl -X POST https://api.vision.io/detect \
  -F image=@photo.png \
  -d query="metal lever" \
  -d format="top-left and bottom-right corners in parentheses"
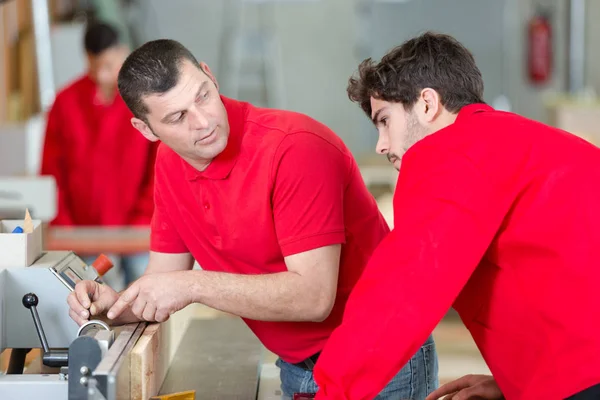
top-left (22, 293), bottom-right (69, 367)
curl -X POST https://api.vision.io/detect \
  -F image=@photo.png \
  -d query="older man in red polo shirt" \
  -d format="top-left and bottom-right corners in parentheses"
top-left (312, 32), bottom-right (600, 400)
top-left (66, 39), bottom-right (438, 399)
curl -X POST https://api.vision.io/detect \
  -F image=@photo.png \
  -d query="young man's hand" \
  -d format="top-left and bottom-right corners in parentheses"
top-left (107, 271), bottom-right (194, 322)
top-left (426, 374), bottom-right (504, 400)
top-left (67, 280), bottom-right (119, 325)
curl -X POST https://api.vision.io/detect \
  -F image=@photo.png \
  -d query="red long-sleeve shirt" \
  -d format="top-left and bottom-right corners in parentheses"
top-left (41, 75), bottom-right (157, 226)
top-left (314, 104), bottom-right (600, 400)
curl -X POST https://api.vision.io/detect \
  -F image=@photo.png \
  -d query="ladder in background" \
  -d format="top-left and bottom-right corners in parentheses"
top-left (219, 0), bottom-right (287, 109)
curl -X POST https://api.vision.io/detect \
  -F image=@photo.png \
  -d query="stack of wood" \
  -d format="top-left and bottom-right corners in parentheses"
top-left (0, 0), bottom-right (76, 124)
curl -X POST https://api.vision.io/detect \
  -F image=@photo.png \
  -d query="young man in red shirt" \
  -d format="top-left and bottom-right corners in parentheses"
top-left (65, 39), bottom-right (438, 398)
top-left (41, 22), bottom-right (157, 289)
top-left (312, 32), bottom-right (600, 400)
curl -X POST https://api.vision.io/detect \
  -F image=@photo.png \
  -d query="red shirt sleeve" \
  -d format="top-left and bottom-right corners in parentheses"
top-left (271, 132), bottom-right (348, 257)
top-left (150, 166), bottom-right (188, 253)
top-left (40, 97), bottom-right (74, 226)
top-left (129, 142), bottom-right (159, 225)
top-left (313, 143), bottom-right (511, 399)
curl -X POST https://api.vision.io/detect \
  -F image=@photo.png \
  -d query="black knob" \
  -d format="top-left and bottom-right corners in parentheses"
top-left (22, 293), bottom-right (39, 309)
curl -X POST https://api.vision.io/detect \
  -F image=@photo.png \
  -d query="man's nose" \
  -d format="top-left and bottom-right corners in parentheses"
top-left (188, 106), bottom-right (210, 130)
top-left (375, 134), bottom-right (389, 155)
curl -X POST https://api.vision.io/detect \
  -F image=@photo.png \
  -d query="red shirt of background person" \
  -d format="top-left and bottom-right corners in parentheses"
top-left (313, 32), bottom-right (600, 400)
top-left (41, 22), bottom-right (157, 227)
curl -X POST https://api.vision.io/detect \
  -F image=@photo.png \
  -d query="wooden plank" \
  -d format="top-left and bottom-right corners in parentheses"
top-left (159, 319), bottom-right (263, 399)
top-left (0, 1), bottom-right (19, 123)
top-left (130, 323), bottom-right (170, 400)
top-left (0, 4), bottom-right (7, 123)
top-left (15, 0), bottom-right (32, 32)
top-left (1, 348), bottom-right (44, 373)
top-left (45, 227), bottom-right (150, 255)
top-left (17, 27), bottom-right (38, 119)
top-left (166, 304), bottom-right (200, 363)
top-left (129, 305), bottom-right (208, 399)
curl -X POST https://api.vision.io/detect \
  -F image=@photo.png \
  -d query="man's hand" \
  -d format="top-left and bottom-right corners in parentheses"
top-left (426, 375), bottom-right (504, 400)
top-left (106, 271), bottom-right (194, 322)
top-left (67, 280), bottom-right (119, 326)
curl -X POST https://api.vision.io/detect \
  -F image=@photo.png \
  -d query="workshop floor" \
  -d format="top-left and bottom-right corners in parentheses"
top-left (183, 304), bottom-right (490, 400)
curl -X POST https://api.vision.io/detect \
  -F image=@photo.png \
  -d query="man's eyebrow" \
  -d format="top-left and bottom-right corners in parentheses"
top-left (160, 81), bottom-right (209, 123)
top-left (372, 108), bottom-right (385, 124)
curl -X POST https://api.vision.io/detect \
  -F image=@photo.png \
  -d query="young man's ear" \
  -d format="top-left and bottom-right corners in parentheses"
top-left (415, 88), bottom-right (442, 124)
top-left (200, 62), bottom-right (219, 91)
top-left (131, 118), bottom-right (159, 142)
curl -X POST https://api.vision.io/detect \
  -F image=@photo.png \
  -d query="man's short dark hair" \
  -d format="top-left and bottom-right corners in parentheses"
top-left (84, 22), bottom-right (120, 55)
top-left (118, 39), bottom-right (201, 120)
top-left (347, 31), bottom-right (485, 117)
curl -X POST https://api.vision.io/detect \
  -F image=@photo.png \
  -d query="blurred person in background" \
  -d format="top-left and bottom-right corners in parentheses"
top-left (41, 22), bottom-right (158, 291)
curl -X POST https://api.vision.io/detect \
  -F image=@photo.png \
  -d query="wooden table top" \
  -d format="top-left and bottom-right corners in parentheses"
top-left (45, 226), bottom-right (151, 255)
top-left (158, 319), bottom-right (262, 399)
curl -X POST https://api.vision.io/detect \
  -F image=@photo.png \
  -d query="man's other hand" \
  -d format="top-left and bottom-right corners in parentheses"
top-left (426, 374), bottom-right (504, 400)
top-left (107, 271), bottom-right (193, 322)
top-left (67, 280), bottom-right (119, 326)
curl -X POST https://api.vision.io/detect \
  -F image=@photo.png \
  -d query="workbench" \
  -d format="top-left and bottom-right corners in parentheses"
top-left (127, 307), bottom-right (268, 400)
top-left (45, 226), bottom-right (150, 255)
top-left (159, 318), bottom-right (263, 399)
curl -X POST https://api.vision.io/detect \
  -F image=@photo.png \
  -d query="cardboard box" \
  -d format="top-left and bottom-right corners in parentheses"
top-left (0, 219), bottom-right (42, 268)
top-left (546, 96), bottom-right (600, 146)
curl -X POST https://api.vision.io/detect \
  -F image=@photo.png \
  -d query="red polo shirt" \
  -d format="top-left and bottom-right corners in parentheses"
top-left (150, 96), bottom-right (389, 362)
top-left (41, 75), bottom-right (157, 226)
top-left (313, 104), bottom-right (600, 399)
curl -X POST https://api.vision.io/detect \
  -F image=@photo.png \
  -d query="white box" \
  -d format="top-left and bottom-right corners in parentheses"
top-left (0, 219), bottom-right (43, 268)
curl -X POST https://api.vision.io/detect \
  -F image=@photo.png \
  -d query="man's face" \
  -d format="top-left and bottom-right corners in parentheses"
top-left (87, 46), bottom-right (128, 95)
top-left (133, 61), bottom-right (229, 169)
top-left (370, 98), bottom-right (430, 171)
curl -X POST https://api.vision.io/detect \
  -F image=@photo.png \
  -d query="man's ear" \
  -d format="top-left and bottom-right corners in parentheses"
top-left (415, 88), bottom-right (442, 125)
top-left (131, 118), bottom-right (159, 142)
top-left (200, 62), bottom-right (219, 91)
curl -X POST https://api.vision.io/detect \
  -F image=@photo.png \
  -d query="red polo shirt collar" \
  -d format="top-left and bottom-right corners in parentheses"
top-left (455, 103), bottom-right (494, 123)
top-left (182, 96), bottom-right (247, 181)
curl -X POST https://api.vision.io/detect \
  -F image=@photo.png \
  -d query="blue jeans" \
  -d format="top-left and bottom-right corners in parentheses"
top-left (276, 335), bottom-right (438, 399)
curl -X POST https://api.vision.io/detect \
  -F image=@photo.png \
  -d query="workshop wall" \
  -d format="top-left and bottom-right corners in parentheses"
top-left (2, 0), bottom-right (600, 156)
top-left (130, 0), bottom-right (599, 158)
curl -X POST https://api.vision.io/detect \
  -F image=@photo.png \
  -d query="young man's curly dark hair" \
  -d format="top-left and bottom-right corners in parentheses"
top-left (347, 32), bottom-right (485, 117)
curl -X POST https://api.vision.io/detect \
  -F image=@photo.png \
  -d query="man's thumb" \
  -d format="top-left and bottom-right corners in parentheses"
top-left (90, 294), bottom-right (115, 316)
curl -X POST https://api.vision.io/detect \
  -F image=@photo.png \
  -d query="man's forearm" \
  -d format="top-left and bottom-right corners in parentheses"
top-left (189, 270), bottom-right (331, 322)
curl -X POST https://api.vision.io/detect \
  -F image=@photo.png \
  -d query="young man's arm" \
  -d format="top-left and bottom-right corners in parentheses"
top-left (108, 132), bottom-right (349, 323)
top-left (312, 143), bottom-right (514, 400)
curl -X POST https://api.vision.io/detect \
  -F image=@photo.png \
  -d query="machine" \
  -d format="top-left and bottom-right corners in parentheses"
top-left (0, 178), bottom-right (146, 399)
top-left (0, 179), bottom-right (272, 399)
top-left (0, 249), bottom-right (147, 400)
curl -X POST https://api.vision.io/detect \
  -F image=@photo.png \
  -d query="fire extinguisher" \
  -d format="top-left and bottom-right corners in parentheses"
top-left (528, 8), bottom-right (553, 84)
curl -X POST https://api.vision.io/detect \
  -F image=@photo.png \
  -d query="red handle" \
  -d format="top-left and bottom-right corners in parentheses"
top-left (92, 254), bottom-right (113, 276)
